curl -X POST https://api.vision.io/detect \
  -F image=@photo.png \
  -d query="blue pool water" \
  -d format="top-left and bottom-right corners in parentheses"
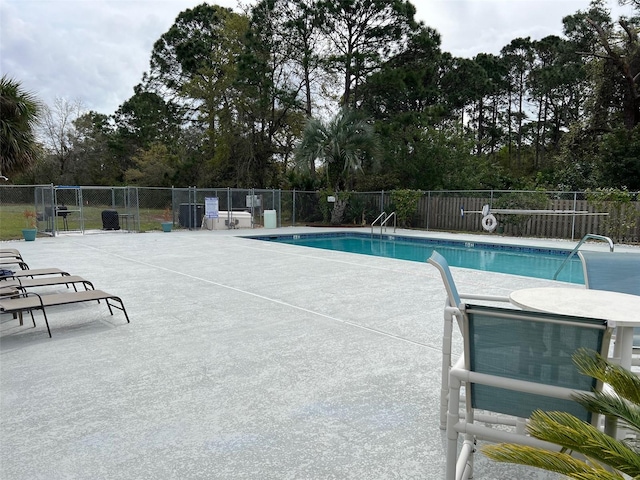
top-left (249, 233), bottom-right (585, 284)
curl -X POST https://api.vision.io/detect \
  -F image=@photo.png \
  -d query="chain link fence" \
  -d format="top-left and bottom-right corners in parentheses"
top-left (2, 185), bottom-right (639, 243)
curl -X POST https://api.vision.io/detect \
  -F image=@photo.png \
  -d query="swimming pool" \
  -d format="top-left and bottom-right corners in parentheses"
top-left (249, 232), bottom-right (584, 284)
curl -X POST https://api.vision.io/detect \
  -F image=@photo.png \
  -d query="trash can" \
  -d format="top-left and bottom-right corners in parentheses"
top-left (179, 204), bottom-right (204, 228)
top-left (264, 210), bottom-right (277, 229)
top-left (101, 210), bottom-right (120, 230)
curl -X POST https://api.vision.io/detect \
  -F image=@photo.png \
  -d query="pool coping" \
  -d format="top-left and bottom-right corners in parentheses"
top-left (244, 230), bottom-right (577, 257)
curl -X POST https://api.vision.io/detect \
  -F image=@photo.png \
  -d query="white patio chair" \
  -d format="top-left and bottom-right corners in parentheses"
top-left (577, 250), bottom-right (640, 366)
top-left (446, 303), bottom-right (612, 480)
top-left (427, 251), bottom-right (512, 429)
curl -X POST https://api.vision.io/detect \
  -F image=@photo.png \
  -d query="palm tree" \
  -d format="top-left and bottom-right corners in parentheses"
top-left (0, 75), bottom-right (41, 179)
top-left (295, 108), bottom-right (378, 224)
top-left (483, 348), bottom-right (640, 479)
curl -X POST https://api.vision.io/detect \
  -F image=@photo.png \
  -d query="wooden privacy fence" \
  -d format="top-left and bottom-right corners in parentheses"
top-left (415, 196), bottom-right (639, 242)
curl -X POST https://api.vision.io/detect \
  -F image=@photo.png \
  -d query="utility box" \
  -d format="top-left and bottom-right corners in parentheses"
top-left (264, 210), bottom-right (277, 229)
top-left (179, 204), bottom-right (204, 228)
top-left (101, 210), bottom-right (120, 230)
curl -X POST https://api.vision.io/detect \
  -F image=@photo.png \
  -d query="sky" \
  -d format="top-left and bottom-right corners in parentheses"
top-left (0, 0), bottom-right (634, 116)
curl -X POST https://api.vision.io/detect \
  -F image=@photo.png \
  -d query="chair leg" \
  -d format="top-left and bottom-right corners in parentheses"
top-left (40, 308), bottom-right (51, 338)
top-left (457, 441), bottom-right (475, 480)
top-left (105, 297), bottom-right (130, 324)
top-left (441, 308), bottom-right (455, 430)
top-left (105, 299), bottom-right (114, 316)
top-left (516, 417), bottom-right (527, 435)
top-left (29, 309), bottom-right (36, 328)
top-left (446, 374), bottom-right (463, 480)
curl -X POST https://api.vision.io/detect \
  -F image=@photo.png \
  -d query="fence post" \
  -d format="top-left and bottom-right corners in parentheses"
top-left (426, 191), bottom-right (430, 231)
top-left (571, 192), bottom-right (577, 241)
top-left (292, 189), bottom-right (296, 226)
top-left (50, 184), bottom-right (57, 237)
top-left (170, 186), bottom-right (175, 225)
top-left (276, 188), bottom-right (281, 228)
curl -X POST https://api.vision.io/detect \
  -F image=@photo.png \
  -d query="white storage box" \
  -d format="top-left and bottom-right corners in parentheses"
top-left (203, 211), bottom-right (252, 230)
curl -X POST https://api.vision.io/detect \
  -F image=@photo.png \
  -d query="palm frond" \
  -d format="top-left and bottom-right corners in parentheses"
top-left (293, 107), bottom-right (378, 192)
top-left (482, 443), bottom-right (625, 480)
top-left (525, 410), bottom-right (640, 476)
top-left (573, 390), bottom-right (640, 436)
top-left (484, 349), bottom-right (640, 478)
top-left (573, 348), bottom-right (640, 404)
top-left (0, 75), bottom-right (41, 175)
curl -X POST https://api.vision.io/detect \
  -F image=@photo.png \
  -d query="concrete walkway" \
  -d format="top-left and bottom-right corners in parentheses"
top-left (1, 228), bottom-right (619, 479)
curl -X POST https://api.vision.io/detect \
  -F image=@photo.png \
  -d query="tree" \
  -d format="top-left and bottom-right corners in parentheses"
top-left (583, 3), bottom-right (640, 130)
top-left (483, 348), bottom-right (640, 479)
top-left (0, 75), bottom-right (41, 179)
top-left (440, 55), bottom-right (491, 130)
top-left (357, 26), bottom-right (484, 190)
top-left (113, 85), bottom-right (182, 155)
top-left (38, 96), bottom-right (85, 178)
top-left (527, 35), bottom-right (587, 168)
top-left (470, 53), bottom-right (508, 159)
top-left (294, 108), bottom-right (378, 223)
top-left (65, 111), bottom-right (117, 185)
top-left (500, 37), bottom-right (536, 171)
top-left (268, 0), bottom-right (326, 118)
top-left (550, 0), bottom-right (640, 189)
top-left (562, 0), bottom-right (640, 131)
top-left (359, 25), bottom-right (444, 120)
top-left (124, 143), bottom-right (179, 187)
top-left (598, 125), bottom-right (640, 189)
top-left (147, 4), bottom-right (249, 185)
top-left (317, 0), bottom-right (418, 108)
top-left (232, 0), bottom-right (311, 188)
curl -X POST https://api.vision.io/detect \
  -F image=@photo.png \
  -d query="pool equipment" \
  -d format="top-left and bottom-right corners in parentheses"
top-left (461, 204), bottom-right (608, 232)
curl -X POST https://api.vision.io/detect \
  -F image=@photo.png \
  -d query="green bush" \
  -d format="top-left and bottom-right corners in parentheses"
top-left (390, 189), bottom-right (423, 227)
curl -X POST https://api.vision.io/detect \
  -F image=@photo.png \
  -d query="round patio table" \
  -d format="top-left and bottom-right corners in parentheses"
top-left (510, 287), bottom-right (640, 370)
top-left (511, 287), bottom-right (640, 439)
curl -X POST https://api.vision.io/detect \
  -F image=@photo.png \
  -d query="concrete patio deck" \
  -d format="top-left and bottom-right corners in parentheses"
top-left (1, 227), bottom-right (628, 479)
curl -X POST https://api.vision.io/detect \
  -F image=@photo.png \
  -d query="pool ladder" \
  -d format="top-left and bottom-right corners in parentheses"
top-left (553, 233), bottom-right (614, 280)
top-left (371, 211), bottom-right (397, 236)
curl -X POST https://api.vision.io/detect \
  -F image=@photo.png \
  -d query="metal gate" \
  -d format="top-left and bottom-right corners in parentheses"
top-left (35, 185), bottom-right (140, 235)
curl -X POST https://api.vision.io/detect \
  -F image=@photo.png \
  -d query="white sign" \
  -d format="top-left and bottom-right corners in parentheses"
top-left (205, 197), bottom-right (219, 218)
top-left (246, 195), bottom-right (261, 208)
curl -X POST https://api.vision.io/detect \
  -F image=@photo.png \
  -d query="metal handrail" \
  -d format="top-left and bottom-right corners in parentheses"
top-left (371, 211), bottom-right (387, 236)
top-left (380, 211), bottom-right (397, 234)
top-left (553, 234), bottom-right (614, 280)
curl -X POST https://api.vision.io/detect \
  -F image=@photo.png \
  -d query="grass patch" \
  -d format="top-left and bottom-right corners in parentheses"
top-left (0, 203), bottom-right (177, 240)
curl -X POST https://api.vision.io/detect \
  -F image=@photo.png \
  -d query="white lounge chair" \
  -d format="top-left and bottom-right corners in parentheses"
top-left (427, 250), bottom-right (512, 429)
top-left (578, 250), bottom-right (640, 366)
top-left (1, 275), bottom-right (94, 292)
top-left (0, 289), bottom-right (129, 338)
top-left (446, 303), bottom-right (611, 479)
top-left (0, 258), bottom-right (28, 270)
top-left (0, 250), bottom-right (23, 261)
top-left (2, 268), bottom-right (70, 279)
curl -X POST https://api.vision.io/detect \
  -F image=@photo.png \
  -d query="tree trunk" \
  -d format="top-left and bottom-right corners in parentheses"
top-left (330, 198), bottom-right (348, 224)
